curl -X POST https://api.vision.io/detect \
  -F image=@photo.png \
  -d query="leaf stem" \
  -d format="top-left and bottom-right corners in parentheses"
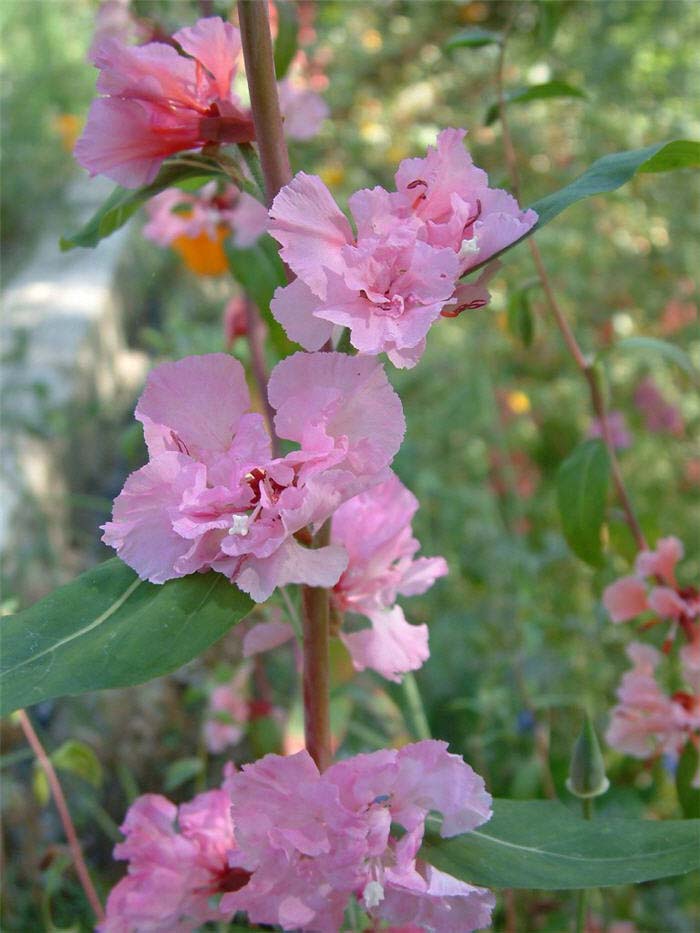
top-left (237, 0), bottom-right (292, 206)
top-left (17, 709), bottom-right (105, 922)
top-left (301, 522), bottom-right (332, 772)
top-left (495, 32), bottom-right (647, 552)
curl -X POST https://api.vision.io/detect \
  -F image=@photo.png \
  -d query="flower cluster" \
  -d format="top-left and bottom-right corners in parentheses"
top-left (603, 537), bottom-right (699, 765)
top-left (268, 127), bottom-right (536, 368)
top-left (102, 352), bottom-right (404, 603)
top-left (76, 16), bottom-right (327, 188)
top-left (101, 741), bottom-right (495, 933)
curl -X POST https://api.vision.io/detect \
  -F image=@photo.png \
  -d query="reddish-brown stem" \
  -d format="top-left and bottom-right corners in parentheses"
top-left (17, 709), bottom-right (104, 921)
top-left (237, 0), bottom-right (292, 206)
top-left (301, 522), bottom-right (332, 772)
top-left (496, 34), bottom-right (647, 552)
top-left (244, 298), bottom-right (279, 456)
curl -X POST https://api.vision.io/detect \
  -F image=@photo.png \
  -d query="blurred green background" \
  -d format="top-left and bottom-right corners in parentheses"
top-left (1, 1), bottom-right (699, 930)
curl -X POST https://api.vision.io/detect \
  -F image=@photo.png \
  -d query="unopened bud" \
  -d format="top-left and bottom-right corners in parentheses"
top-left (566, 712), bottom-right (609, 799)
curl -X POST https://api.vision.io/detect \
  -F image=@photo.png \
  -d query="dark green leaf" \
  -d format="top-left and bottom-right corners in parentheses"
top-left (273, 0), bottom-right (299, 79)
top-left (0, 559), bottom-right (253, 715)
top-left (60, 158), bottom-right (225, 251)
top-left (164, 757), bottom-right (204, 792)
top-left (676, 741), bottom-right (700, 819)
top-left (447, 27), bottom-right (502, 49)
top-left (225, 235), bottom-right (295, 358)
top-left (610, 336), bottom-right (697, 381)
top-left (556, 439), bottom-right (610, 567)
top-left (420, 798), bottom-right (700, 889)
top-left (486, 80), bottom-right (587, 126)
top-left (507, 288), bottom-right (535, 346)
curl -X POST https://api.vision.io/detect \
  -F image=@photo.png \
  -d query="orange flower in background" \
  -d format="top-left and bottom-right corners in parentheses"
top-left (52, 113), bottom-right (83, 152)
top-left (172, 226), bottom-right (229, 276)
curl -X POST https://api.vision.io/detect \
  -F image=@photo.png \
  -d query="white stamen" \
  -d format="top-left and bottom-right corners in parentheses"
top-left (362, 880), bottom-right (385, 909)
top-left (228, 514), bottom-right (250, 536)
top-left (458, 236), bottom-right (479, 261)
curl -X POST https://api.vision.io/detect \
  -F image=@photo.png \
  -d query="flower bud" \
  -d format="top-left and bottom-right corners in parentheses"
top-left (566, 712), bottom-right (610, 799)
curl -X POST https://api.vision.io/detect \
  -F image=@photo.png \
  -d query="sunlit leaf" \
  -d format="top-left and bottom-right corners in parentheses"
top-left (486, 80), bottom-right (587, 126)
top-left (0, 559), bottom-right (253, 715)
top-left (556, 439), bottom-right (610, 567)
top-left (52, 739), bottom-right (103, 788)
top-left (420, 798), bottom-right (700, 888)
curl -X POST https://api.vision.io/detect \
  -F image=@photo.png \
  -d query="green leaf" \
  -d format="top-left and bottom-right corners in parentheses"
top-left (273, 0), bottom-right (299, 80)
top-left (52, 739), bottom-right (103, 788)
top-left (419, 798), bottom-right (700, 889)
top-left (507, 287), bottom-right (536, 346)
top-left (676, 741), bottom-right (700, 819)
top-left (638, 139), bottom-right (700, 173)
top-left (0, 559), bottom-right (253, 715)
top-left (486, 80), bottom-right (587, 126)
top-left (60, 157), bottom-right (225, 251)
top-left (556, 439), bottom-right (610, 567)
top-left (164, 757), bottom-right (204, 792)
top-left (447, 27), bottom-right (502, 49)
top-left (610, 336), bottom-right (698, 381)
top-left (225, 235), bottom-right (295, 358)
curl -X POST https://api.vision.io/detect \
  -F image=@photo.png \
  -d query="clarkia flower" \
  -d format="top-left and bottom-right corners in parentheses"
top-left (203, 663), bottom-right (251, 754)
top-left (268, 127), bottom-right (536, 367)
top-left (102, 352), bottom-right (404, 602)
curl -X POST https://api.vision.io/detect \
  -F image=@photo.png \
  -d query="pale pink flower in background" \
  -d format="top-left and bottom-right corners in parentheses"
top-left (278, 75), bottom-right (329, 141)
top-left (633, 376), bottom-right (684, 436)
top-left (89, 0), bottom-right (149, 57)
top-left (269, 129), bottom-right (536, 368)
top-left (99, 789), bottom-right (246, 932)
top-left (588, 410), bottom-right (632, 449)
top-left (76, 17), bottom-right (255, 187)
top-left (203, 663), bottom-right (251, 754)
top-left (221, 741), bottom-right (494, 932)
top-left (102, 352), bottom-right (404, 602)
top-left (331, 473), bottom-right (447, 681)
top-left (143, 181), bottom-right (267, 249)
top-left (223, 295), bottom-right (249, 348)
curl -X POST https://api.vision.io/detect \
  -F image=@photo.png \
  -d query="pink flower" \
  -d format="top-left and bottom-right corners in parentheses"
top-left (221, 741), bottom-right (494, 932)
top-left (633, 376), bottom-right (684, 436)
top-left (102, 351), bottom-right (404, 602)
top-left (603, 576), bottom-right (649, 623)
top-left (268, 129), bottom-right (536, 368)
top-left (99, 789), bottom-right (246, 932)
top-left (331, 473), bottom-right (447, 681)
top-left (278, 76), bottom-right (329, 141)
top-left (143, 181), bottom-right (267, 249)
top-left (588, 410), bottom-right (632, 450)
top-left (76, 17), bottom-right (256, 187)
top-left (203, 664), bottom-right (251, 754)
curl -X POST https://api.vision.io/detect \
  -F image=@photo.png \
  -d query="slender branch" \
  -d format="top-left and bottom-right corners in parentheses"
top-left (17, 710), bottom-right (104, 921)
top-left (237, 0), bottom-right (292, 206)
top-left (244, 298), bottom-right (279, 456)
top-left (495, 35), bottom-right (647, 552)
top-left (301, 522), bottom-right (332, 772)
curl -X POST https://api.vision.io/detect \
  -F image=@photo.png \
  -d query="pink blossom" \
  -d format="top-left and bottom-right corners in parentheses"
top-left (99, 789), bottom-right (245, 932)
top-left (203, 664), bottom-right (251, 754)
top-left (633, 376), bottom-right (684, 436)
top-left (102, 351), bottom-right (404, 602)
top-left (588, 410), bottom-right (632, 449)
top-left (603, 576), bottom-right (649, 623)
top-left (278, 76), bottom-right (329, 141)
top-left (331, 473), bottom-right (447, 681)
top-left (635, 535), bottom-right (683, 586)
top-left (221, 741), bottom-right (494, 932)
top-left (89, 0), bottom-right (149, 57)
top-left (143, 181), bottom-right (267, 249)
top-left (269, 129), bottom-right (536, 368)
top-left (76, 17), bottom-right (255, 187)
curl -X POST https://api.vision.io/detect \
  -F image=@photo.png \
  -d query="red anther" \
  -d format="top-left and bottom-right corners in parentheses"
top-left (170, 430), bottom-right (190, 456)
top-left (671, 691), bottom-right (696, 712)
top-left (406, 178), bottom-right (427, 190)
top-left (216, 866), bottom-right (252, 894)
top-left (248, 698), bottom-right (273, 720)
top-left (462, 198), bottom-right (482, 234)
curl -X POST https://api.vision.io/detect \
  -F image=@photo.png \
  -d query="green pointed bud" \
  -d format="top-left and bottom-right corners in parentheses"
top-left (566, 712), bottom-right (610, 799)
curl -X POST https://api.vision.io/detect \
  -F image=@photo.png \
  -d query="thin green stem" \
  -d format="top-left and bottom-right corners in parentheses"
top-left (575, 793), bottom-right (594, 931)
top-left (402, 672), bottom-right (431, 741)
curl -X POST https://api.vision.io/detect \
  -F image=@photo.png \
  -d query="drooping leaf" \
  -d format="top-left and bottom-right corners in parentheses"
top-left (676, 741), bottom-right (700, 819)
top-left (485, 80), bottom-right (587, 126)
top-left (52, 739), bottom-right (103, 788)
top-left (225, 235), bottom-right (295, 358)
top-left (447, 27), bottom-right (502, 49)
top-left (556, 439), bottom-right (610, 567)
top-left (0, 559), bottom-right (253, 715)
top-left (420, 798), bottom-right (700, 889)
top-left (60, 158), bottom-right (226, 251)
top-left (610, 336), bottom-right (698, 381)
top-left (273, 0), bottom-right (299, 79)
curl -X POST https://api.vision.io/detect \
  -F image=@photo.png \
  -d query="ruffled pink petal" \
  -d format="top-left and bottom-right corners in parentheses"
top-left (647, 586), bottom-right (688, 620)
top-left (236, 538), bottom-right (348, 603)
top-left (174, 17), bottom-right (242, 100)
top-left (602, 576), bottom-right (649, 623)
top-left (635, 536), bottom-right (684, 585)
top-left (268, 173), bottom-right (353, 294)
top-left (92, 36), bottom-right (197, 105)
top-left (136, 353), bottom-right (251, 462)
top-left (270, 279), bottom-right (335, 350)
top-left (101, 453), bottom-right (204, 584)
top-left (243, 620), bottom-right (295, 657)
top-left (230, 192), bottom-right (269, 247)
top-left (398, 556), bottom-right (449, 597)
top-left (341, 606), bottom-right (429, 682)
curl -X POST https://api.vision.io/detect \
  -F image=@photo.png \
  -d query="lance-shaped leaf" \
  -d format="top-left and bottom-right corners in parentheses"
top-left (0, 558), bottom-right (253, 715)
top-left (447, 27), bottom-right (502, 49)
top-left (556, 439), bottom-right (610, 567)
top-left (419, 798), bottom-right (700, 889)
top-left (60, 157), bottom-right (227, 251)
top-left (676, 741), bottom-right (700, 820)
top-left (273, 0), bottom-right (299, 79)
top-left (607, 336), bottom-right (698, 382)
top-left (485, 80), bottom-right (587, 126)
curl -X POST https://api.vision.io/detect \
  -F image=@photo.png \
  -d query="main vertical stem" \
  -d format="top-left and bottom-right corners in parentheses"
top-left (237, 0), bottom-right (292, 206)
top-left (301, 523), bottom-right (332, 772)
